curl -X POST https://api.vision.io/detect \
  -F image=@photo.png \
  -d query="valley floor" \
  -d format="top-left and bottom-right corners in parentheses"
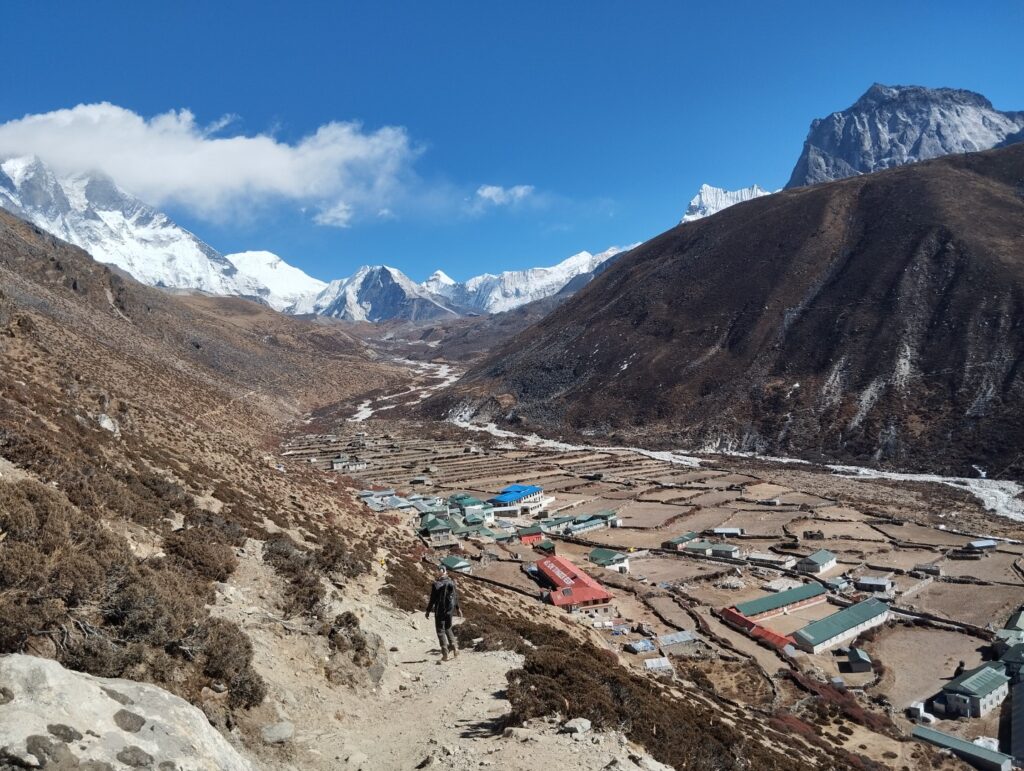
top-left (275, 354), bottom-right (1024, 769)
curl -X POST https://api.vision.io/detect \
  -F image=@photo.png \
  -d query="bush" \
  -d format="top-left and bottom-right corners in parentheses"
top-left (199, 617), bottom-right (253, 682)
top-left (103, 570), bottom-right (204, 647)
top-left (228, 666), bottom-right (267, 709)
top-left (263, 534), bottom-right (325, 617)
top-left (164, 527), bottom-right (238, 582)
top-left (316, 528), bottom-right (372, 580)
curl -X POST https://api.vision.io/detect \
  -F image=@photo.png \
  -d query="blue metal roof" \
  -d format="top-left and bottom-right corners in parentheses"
top-left (490, 484), bottom-right (543, 504)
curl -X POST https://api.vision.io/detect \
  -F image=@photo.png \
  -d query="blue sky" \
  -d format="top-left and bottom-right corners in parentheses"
top-left (2, 1), bottom-right (1022, 282)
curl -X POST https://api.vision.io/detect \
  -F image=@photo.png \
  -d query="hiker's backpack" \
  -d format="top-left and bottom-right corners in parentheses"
top-left (439, 578), bottom-right (457, 614)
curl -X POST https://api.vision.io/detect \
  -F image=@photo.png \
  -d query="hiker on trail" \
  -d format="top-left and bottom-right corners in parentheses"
top-left (425, 565), bottom-right (461, 661)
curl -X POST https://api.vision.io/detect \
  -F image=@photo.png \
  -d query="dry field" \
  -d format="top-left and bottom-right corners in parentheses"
top-left (906, 582), bottom-right (1024, 627)
top-left (865, 625), bottom-right (988, 708)
top-left (940, 552), bottom-right (1023, 584)
top-left (614, 501), bottom-right (693, 528)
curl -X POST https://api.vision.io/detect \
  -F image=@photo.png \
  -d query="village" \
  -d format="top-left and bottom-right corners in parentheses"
top-left (282, 425), bottom-right (1024, 771)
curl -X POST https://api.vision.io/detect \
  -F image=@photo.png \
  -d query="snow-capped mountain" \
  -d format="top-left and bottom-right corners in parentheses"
top-left (0, 155), bottom-right (324, 311)
top-left (224, 251), bottom-right (326, 310)
top-left (680, 184), bottom-right (772, 223)
top-left (786, 84), bottom-right (1024, 188)
top-left (423, 246), bottom-right (625, 314)
top-left (292, 265), bottom-right (458, 322)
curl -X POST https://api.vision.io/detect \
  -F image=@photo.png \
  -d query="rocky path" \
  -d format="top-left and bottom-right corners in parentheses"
top-left (216, 543), bottom-right (670, 771)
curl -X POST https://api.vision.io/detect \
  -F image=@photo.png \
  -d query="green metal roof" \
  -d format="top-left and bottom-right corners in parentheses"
top-left (799, 549), bottom-right (836, 566)
top-left (1001, 643), bottom-right (1024, 666)
top-left (685, 540), bottom-right (715, 551)
top-left (589, 547), bottom-right (627, 566)
top-left (848, 648), bottom-right (872, 665)
top-left (422, 517), bottom-right (452, 532)
top-left (912, 725), bottom-right (1013, 768)
top-left (536, 540), bottom-right (556, 552)
top-left (441, 556), bottom-right (470, 570)
top-left (518, 525), bottom-right (544, 536)
top-left (450, 493), bottom-right (487, 507)
top-left (665, 532), bottom-right (698, 545)
top-left (793, 598), bottom-right (888, 647)
top-left (734, 583), bottom-right (826, 617)
top-left (943, 663), bottom-right (1009, 698)
top-left (711, 543), bottom-right (740, 553)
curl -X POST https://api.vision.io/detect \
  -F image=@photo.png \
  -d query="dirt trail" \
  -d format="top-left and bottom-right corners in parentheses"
top-left (214, 544), bottom-right (670, 770)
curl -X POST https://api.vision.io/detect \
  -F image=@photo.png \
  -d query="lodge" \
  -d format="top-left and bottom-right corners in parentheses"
top-left (792, 598), bottom-right (889, 654)
top-left (730, 582), bottom-right (827, 621)
top-left (535, 555), bottom-right (614, 616)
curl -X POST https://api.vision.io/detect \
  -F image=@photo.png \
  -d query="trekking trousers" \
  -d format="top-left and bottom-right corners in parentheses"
top-left (435, 612), bottom-right (457, 653)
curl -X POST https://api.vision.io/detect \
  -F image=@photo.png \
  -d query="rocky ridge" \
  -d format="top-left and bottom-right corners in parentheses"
top-left (786, 83), bottom-right (1024, 188)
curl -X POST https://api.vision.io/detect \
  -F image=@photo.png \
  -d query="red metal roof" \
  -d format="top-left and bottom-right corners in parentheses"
top-left (536, 556), bottom-right (613, 606)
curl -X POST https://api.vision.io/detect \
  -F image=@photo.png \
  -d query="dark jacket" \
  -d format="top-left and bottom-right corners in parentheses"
top-left (426, 576), bottom-right (460, 617)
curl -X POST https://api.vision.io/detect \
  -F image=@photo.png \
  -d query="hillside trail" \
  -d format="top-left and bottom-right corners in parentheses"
top-left (216, 543), bottom-right (666, 771)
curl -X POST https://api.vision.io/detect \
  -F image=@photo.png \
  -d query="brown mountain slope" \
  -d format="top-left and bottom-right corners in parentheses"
top-left (436, 144), bottom-right (1024, 478)
top-left (0, 207), bottom-right (403, 712)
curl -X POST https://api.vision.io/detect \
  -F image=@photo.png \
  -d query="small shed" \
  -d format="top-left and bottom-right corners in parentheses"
top-left (517, 525), bottom-right (545, 545)
top-left (441, 555), bottom-right (472, 574)
top-left (847, 647), bottom-right (873, 673)
top-left (662, 532), bottom-right (699, 550)
top-left (643, 657), bottom-right (673, 673)
top-left (796, 549), bottom-right (837, 574)
top-left (969, 539), bottom-right (999, 551)
top-left (589, 548), bottom-right (630, 573)
top-left (684, 540), bottom-right (714, 557)
top-left (710, 543), bottom-right (741, 559)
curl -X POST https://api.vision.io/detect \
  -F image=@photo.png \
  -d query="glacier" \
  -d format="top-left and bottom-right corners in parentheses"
top-left (680, 184), bottom-right (773, 223)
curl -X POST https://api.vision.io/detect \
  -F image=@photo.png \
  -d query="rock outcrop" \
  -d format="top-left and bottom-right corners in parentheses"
top-left (786, 83), bottom-right (1024, 188)
top-left (0, 654), bottom-right (254, 770)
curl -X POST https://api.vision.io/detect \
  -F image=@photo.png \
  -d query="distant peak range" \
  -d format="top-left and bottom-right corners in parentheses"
top-left (422, 246), bottom-right (627, 315)
top-left (0, 153), bottom-right (624, 323)
top-left (4, 83), bottom-right (1021, 325)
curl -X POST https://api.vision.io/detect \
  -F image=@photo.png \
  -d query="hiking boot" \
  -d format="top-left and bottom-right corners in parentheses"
top-left (441, 651), bottom-right (449, 662)
top-left (451, 646), bottom-right (459, 659)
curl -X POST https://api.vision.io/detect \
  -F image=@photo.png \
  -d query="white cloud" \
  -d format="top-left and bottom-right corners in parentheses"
top-left (474, 184), bottom-right (535, 207)
top-left (313, 201), bottom-right (354, 228)
top-left (0, 102), bottom-right (416, 224)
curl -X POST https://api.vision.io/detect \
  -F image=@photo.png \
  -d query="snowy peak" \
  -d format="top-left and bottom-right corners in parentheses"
top-left (292, 265), bottom-right (458, 322)
top-left (1, 154), bottom-right (241, 292)
top-left (425, 246), bottom-right (626, 314)
top-left (0, 154), bottom-right (328, 312)
top-left (422, 269), bottom-right (456, 296)
top-left (680, 184), bottom-right (772, 223)
top-left (786, 83), bottom-right (1024, 188)
top-left (224, 251), bottom-right (327, 311)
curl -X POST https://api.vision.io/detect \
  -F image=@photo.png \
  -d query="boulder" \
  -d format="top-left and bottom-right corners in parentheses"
top-left (563, 717), bottom-right (592, 735)
top-left (259, 721), bottom-right (294, 744)
top-left (0, 654), bottom-right (254, 770)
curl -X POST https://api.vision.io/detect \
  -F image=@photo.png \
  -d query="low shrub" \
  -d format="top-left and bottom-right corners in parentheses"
top-left (164, 527), bottom-right (238, 582)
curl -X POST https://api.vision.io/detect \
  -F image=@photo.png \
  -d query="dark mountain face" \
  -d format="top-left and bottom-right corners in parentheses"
top-left (786, 84), bottom-right (1024, 188)
top-left (440, 144), bottom-right (1024, 478)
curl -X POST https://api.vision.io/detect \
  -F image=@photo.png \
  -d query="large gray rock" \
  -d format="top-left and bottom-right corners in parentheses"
top-left (259, 721), bottom-right (294, 745)
top-left (0, 654), bottom-right (254, 770)
top-left (562, 718), bottom-right (592, 735)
